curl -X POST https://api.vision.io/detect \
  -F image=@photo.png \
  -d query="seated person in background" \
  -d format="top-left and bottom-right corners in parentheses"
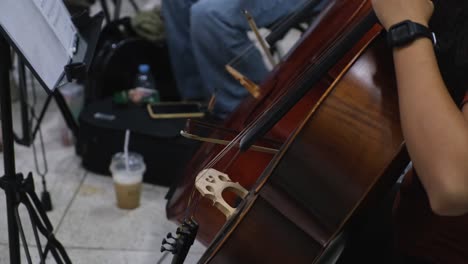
top-left (161, 0), bottom-right (326, 119)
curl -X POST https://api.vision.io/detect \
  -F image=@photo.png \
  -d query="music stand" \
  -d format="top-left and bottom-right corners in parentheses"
top-left (0, 1), bottom-right (102, 262)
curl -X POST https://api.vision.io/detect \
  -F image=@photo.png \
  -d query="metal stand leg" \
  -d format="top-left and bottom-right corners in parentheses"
top-left (0, 29), bottom-right (21, 264)
top-left (128, 0), bottom-right (140, 13)
top-left (99, 0), bottom-right (112, 24)
top-left (0, 32), bottom-right (71, 264)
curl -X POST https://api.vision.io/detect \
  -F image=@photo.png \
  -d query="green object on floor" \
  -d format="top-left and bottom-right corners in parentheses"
top-left (113, 90), bottom-right (129, 105)
top-left (113, 90), bottom-right (160, 105)
top-left (144, 93), bottom-right (160, 104)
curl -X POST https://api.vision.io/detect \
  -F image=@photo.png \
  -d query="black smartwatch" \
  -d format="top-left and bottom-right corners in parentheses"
top-left (387, 20), bottom-right (437, 48)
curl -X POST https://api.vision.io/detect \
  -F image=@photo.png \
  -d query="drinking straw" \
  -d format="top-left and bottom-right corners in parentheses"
top-left (124, 129), bottom-right (130, 172)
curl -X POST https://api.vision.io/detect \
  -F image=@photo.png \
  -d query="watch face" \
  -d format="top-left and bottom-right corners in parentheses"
top-left (388, 20), bottom-right (433, 47)
top-left (392, 23), bottom-right (413, 45)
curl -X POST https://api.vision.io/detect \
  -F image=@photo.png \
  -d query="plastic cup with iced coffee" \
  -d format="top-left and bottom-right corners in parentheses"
top-left (109, 152), bottom-right (146, 209)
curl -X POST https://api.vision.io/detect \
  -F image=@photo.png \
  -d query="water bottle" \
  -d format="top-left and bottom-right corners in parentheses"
top-left (133, 64), bottom-right (160, 103)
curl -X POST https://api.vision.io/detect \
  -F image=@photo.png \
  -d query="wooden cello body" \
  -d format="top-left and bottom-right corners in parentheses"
top-left (165, 0), bottom-right (385, 245)
top-left (166, 0), bottom-right (348, 245)
top-left (196, 0), bottom-right (410, 263)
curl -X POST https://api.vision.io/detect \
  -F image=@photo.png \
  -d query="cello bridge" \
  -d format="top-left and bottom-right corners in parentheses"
top-left (195, 168), bottom-right (248, 219)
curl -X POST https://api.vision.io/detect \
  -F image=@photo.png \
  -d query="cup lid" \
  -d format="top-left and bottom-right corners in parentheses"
top-left (110, 152), bottom-right (145, 173)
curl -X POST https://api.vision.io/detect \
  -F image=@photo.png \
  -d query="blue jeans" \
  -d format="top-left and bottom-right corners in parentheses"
top-left (162, 0), bottom-right (306, 119)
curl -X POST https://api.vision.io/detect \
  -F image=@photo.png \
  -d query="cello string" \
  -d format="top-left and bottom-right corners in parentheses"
top-left (210, 0), bottom-right (352, 153)
top-left (226, 0), bottom-right (325, 67)
top-left (185, 10), bottom-right (368, 217)
top-left (220, 148), bottom-right (242, 173)
top-left (193, 2), bottom-right (365, 173)
top-left (188, 148), bottom-right (242, 216)
top-left (184, 136), bottom-right (245, 217)
top-left (183, 1), bottom-right (373, 219)
top-left (247, 0), bottom-right (369, 109)
top-left (183, 5), bottom-right (371, 219)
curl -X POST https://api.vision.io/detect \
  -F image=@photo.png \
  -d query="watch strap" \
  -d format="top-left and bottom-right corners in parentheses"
top-left (387, 20), bottom-right (436, 48)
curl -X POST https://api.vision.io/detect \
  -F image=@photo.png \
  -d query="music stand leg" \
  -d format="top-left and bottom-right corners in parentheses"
top-left (128, 0), bottom-right (140, 13)
top-left (0, 31), bottom-right (21, 264)
top-left (0, 32), bottom-right (72, 264)
top-left (99, 0), bottom-right (112, 24)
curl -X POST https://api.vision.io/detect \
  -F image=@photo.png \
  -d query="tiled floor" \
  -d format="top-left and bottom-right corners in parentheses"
top-left (0, 90), bottom-right (206, 264)
top-left (0, 1), bottom-right (208, 263)
top-left (0, 89), bottom-right (206, 264)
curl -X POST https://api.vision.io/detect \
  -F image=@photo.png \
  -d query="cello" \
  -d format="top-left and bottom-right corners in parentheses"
top-left (193, 0), bottom-right (411, 263)
top-left (165, 0), bottom-right (384, 246)
top-left (166, 0), bottom-right (331, 245)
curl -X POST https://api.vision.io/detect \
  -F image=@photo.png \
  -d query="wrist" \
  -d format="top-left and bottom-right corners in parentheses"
top-left (385, 21), bottom-right (428, 31)
top-left (387, 20), bottom-right (436, 49)
top-left (392, 36), bottom-right (434, 54)
top-left (392, 38), bottom-right (438, 79)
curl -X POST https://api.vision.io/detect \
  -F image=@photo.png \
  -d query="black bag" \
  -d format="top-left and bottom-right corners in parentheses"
top-left (86, 17), bottom-right (179, 104)
top-left (77, 98), bottom-right (200, 186)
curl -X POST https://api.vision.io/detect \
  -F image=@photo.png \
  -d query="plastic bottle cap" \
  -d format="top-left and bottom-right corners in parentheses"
top-left (138, 64), bottom-right (150, 73)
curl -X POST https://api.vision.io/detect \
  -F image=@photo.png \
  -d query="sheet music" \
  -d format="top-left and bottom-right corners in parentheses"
top-left (32, 0), bottom-right (77, 56)
top-left (0, 0), bottom-right (76, 90)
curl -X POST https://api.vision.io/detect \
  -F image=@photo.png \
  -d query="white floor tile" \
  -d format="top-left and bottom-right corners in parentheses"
top-left (0, 107), bottom-right (86, 246)
top-left (0, 1), bottom-right (215, 262)
top-left (56, 172), bottom-right (176, 251)
top-left (158, 240), bottom-right (205, 264)
top-left (65, 248), bottom-right (161, 264)
top-left (0, 243), bottom-right (51, 263)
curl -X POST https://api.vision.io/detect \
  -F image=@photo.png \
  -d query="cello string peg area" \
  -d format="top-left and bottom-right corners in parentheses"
top-left (160, 245), bottom-right (176, 253)
top-left (161, 236), bottom-right (180, 254)
top-left (166, 232), bottom-right (175, 240)
top-left (162, 238), bottom-right (176, 247)
top-left (178, 229), bottom-right (191, 236)
top-left (176, 227), bottom-right (191, 236)
top-left (186, 218), bottom-right (198, 229)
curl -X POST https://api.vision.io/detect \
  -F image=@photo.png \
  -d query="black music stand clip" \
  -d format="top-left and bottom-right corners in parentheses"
top-left (0, 11), bottom-right (103, 264)
top-left (64, 62), bottom-right (87, 82)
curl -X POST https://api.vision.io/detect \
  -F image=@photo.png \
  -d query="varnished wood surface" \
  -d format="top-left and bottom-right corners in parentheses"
top-left (199, 6), bottom-right (410, 263)
top-left (166, 0), bottom-right (386, 246)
